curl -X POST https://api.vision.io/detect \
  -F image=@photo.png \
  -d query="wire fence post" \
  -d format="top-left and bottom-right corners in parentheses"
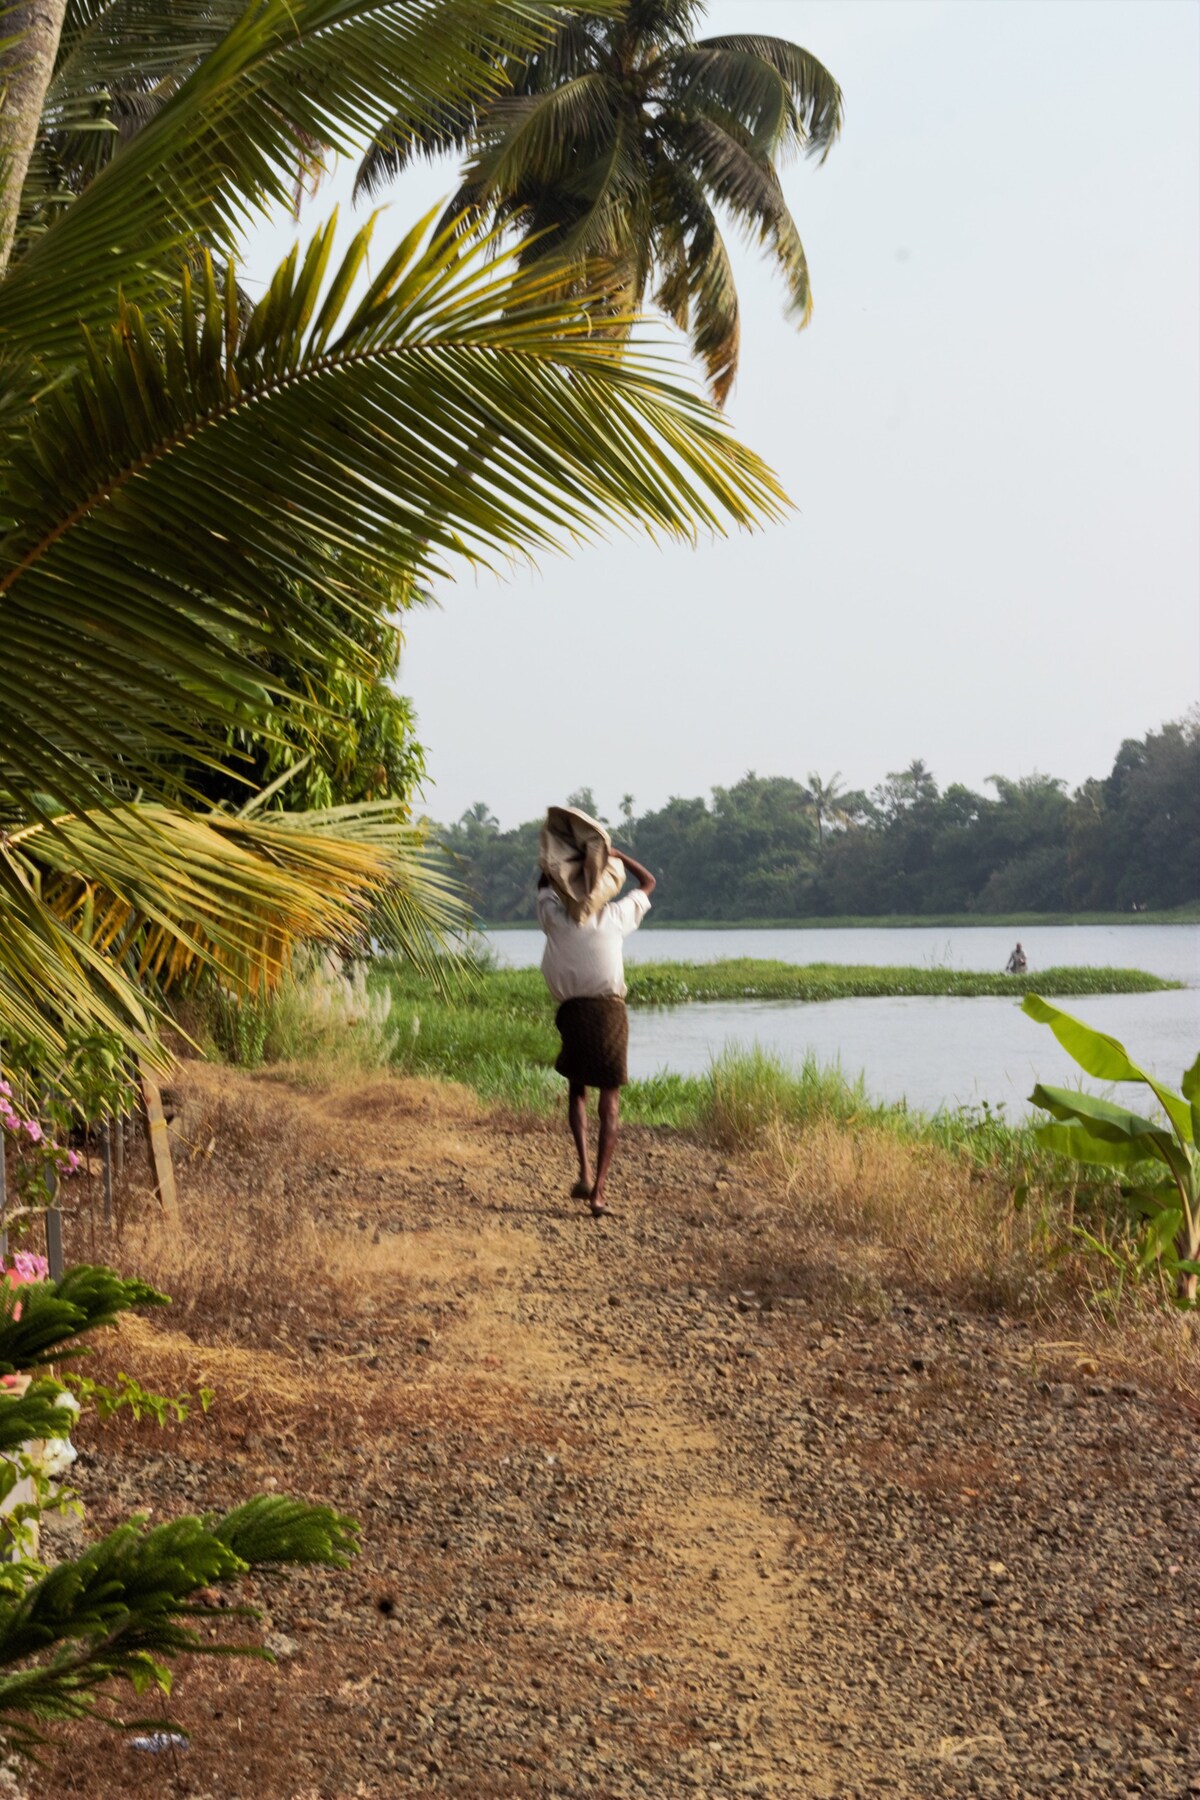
top-left (102, 1118), bottom-right (114, 1228)
top-left (44, 1163), bottom-right (64, 1281)
top-left (139, 1061), bottom-right (180, 1225)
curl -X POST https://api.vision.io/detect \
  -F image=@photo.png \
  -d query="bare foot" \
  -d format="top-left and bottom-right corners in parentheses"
top-left (589, 1185), bottom-right (610, 1217)
top-left (570, 1178), bottom-right (592, 1201)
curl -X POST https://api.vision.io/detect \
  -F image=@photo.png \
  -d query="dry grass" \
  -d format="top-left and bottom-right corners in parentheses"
top-left (751, 1115), bottom-right (1039, 1303)
top-left (94, 1062), bottom-right (559, 1436)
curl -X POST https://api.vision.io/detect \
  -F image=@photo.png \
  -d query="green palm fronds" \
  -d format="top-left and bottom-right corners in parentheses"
top-left (6, 0), bottom-right (585, 349)
top-left (3, 797), bottom-right (466, 1045)
top-left (1, 216), bottom-right (783, 820)
top-left (356, 2), bottom-right (844, 402)
top-left (1, 1), bottom-right (786, 1066)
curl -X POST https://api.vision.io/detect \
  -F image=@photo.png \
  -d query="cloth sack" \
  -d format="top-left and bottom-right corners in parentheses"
top-left (539, 805), bottom-right (625, 923)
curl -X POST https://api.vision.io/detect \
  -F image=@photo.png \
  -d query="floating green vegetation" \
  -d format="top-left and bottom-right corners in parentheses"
top-left (623, 960), bottom-right (1177, 1005)
top-left (380, 956), bottom-right (1176, 1020)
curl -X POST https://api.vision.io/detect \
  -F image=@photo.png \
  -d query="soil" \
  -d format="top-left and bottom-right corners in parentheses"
top-left (30, 1066), bottom-right (1200, 1799)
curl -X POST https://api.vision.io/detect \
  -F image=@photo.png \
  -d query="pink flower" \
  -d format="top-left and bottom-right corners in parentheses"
top-left (21, 1118), bottom-right (42, 1143)
top-left (0, 1079), bottom-right (10, 1096)
top-left (62, 1149), bottom-right (82, 1173)
top-left (7, 1252), bottom-right (48, 1286)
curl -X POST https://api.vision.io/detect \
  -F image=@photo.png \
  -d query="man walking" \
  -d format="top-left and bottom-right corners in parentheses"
top-left (537, 844), bottom-right (656, 1216)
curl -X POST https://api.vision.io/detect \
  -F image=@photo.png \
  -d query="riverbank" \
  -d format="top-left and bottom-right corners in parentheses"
top-left (204, 955), bottom-right (1186, 1312)
top-left (368, 957), bottom-right (1177, 1125)
top-left (43, 1061), bottom-right (1198, 1797)
top-left (485, 905), bottom-right (1200, 929)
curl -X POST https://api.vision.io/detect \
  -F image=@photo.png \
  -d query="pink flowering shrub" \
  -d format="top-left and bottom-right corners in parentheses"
top-left (5, 1254), bottom-right (48, 1287)
top-left (0, 1078), bottom-right (81, 1205)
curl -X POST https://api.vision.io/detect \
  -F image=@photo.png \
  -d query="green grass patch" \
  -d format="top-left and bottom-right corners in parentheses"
top-left (376, 961), bottom-right (1086, 1184)
top-left (624, 960), bottom-right (1177, 1003)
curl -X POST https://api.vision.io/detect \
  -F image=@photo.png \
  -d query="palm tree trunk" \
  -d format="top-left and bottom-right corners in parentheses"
top-left (0, 1), bottom-right (66, 275)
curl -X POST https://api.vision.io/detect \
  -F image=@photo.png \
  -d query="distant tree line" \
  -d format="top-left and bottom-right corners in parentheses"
top-left (438, 716), bottom-right (1199, 923)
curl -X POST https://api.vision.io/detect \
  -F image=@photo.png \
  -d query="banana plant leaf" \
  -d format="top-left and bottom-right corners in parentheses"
top-left (1028, 1083), bottom-right (1177, 1161)
top-left (1021, 994), bottom-right (1193, 1142)
top-left (1030, 1118), bottom-right (1162, 1170)
top-left (1138, 1205), bottom-right (1184, 1269)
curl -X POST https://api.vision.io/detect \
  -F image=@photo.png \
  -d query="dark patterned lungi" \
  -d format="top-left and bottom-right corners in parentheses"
top-left (554, 996), bottom-right (629, 1090)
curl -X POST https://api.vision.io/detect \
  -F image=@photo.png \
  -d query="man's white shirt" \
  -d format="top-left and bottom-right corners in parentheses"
top-left (536, 885), bottom-right (651, 1002)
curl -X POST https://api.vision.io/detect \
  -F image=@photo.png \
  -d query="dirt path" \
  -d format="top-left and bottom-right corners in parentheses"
top-left (40, 1070), bottom-right (1199, 1799)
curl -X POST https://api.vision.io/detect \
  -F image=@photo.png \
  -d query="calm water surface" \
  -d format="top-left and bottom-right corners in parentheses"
top-left (484, 924), bottom-right (1200, 1116)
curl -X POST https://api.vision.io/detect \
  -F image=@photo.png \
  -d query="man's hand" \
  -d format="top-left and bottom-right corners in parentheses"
top-left (610, 845), bottom-right (656, 896)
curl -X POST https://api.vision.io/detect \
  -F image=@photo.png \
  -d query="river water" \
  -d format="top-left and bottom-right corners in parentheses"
top-left (483, 923), bottom-right (1200, 1117)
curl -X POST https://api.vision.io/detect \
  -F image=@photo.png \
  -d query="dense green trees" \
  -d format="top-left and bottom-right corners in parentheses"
top-left (442, 715), bottom-right (1200, 921)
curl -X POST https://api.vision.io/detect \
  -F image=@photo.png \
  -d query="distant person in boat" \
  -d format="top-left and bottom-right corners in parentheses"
top-left (537, 806), bottom-right (656, 1218)
top-left (1005, 942), bottom-right (1028, 975)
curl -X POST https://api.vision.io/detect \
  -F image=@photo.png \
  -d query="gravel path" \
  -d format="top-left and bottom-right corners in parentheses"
top-left (36, 1069), bottom-right (1200, 1799)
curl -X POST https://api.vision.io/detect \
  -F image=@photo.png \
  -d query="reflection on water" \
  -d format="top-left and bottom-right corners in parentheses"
top-left (484, 922), bottom-right (1200, 1115)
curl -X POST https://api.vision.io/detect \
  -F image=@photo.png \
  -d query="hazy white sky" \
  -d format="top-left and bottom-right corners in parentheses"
top-left (245, 0), bottom-right (1200, 827)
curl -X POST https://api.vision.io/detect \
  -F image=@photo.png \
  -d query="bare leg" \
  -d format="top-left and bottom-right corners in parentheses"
top-left (568, 1083), bottom-right (591, 1197)
top-left (590, 1088), bottom-right (620, 1213)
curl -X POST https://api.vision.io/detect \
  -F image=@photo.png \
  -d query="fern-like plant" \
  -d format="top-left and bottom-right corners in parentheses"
top-left (0, 1498), bottom-right (359, 1755)
top-left (0, 1266), bottom-right (168, 1377)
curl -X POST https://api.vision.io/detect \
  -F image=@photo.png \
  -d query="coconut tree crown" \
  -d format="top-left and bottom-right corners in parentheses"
top-left (357, 0), bottom-right (843, 404)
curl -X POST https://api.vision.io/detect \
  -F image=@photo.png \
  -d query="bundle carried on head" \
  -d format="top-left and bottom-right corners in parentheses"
top-left (540, 806), bottom-right (625, 923)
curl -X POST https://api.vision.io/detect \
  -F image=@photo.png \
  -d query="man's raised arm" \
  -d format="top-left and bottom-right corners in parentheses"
top-left (611, 847), bottom-right (656, 898)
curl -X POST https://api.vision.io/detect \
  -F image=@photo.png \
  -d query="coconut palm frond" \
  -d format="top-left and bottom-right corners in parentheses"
top-left (473, 75), bottom-right (618, 197)
top-left (353, 5), bottom-right (842, 402)
top-left (672, 37), bottom-right (844, 160)
top-left (2, 0), bottom-right (607, 363)
top-left (0, 849), bottom-right (160, 1063)
top-left (652, 161), bottom-right (739, 404)
top-left (245, 801), bottom-right (469, 983)
top-left (672, 116), bottom-right (812, 324)
top-left (7, 801), bottom-right (466, 1006)
top-left (0, 214), bottom-right (785, 820)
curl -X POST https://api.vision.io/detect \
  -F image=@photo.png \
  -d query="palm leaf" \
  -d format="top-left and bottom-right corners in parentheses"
top-left (0, 851), bottom-right (158, 1064)
top-left (669, 114), bottom-right (813, 324)
top-left (670, 37), bottom-right (843, 161)
top-left (1, 0), bottom-right (599, 363)
top-left (472, 75), bottom-right (620, 196)
top-left (651, 159), bottom-right (739, 403)
top-left (0, 215), bottom-right (786, 817)
top-left (7, 799), bottom-right (466, 1003)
